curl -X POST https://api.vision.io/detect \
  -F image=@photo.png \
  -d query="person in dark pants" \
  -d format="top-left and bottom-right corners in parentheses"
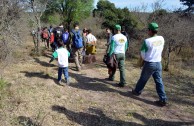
top-left (132, 22), bottom-right (167, 107)
top-left (107, 24), bottom-right (128, 87)
top-left (49, 40), bottom-right (70, 85)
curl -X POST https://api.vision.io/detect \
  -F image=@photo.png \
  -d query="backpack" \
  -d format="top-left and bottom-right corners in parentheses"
top-left (54, 27), bottom-right (63, 39)
top-left (42, 31), bottom-right (48, 39)
top-left (72, 30), bottom-right (83, 49)
top-left (62, 32), bottom-right (69, 44)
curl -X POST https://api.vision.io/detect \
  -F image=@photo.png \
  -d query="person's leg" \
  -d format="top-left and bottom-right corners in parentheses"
top-left (109, 66), bottom-right (116, 81)
top-left (117, 53), bottom-right (126, 86)
top-left (63, 67), bottom-right (69, 84)
top-left (134, 62), bottom-right (154, 94)
top-left (58, 67), bottom-right (63, 82)
top-left (152, 62), bottom-right (167, 102)
top-left (73, 48), bottom-right (81, 71)
top-left (78, 48), bottom-right (83, 66)
top-left (46, 39), bottom-right (49, 49)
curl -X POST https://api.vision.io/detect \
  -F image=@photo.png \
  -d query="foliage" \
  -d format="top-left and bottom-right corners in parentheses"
top-left (94, 0), bottom-right (139, 35)
top-left (180, 0), bottom-right (194, 13)
top-left (44, 0), bottom-right (94, 29)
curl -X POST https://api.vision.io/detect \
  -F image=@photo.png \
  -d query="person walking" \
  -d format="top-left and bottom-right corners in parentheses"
top-left (132, 22), bottom-right (167, 107)
top-left (49, 40), bottom-right (70, 85)
top-left (70, 23), bottom-right (84, 71)
top-left (107, 24), bottom-right (128, 87)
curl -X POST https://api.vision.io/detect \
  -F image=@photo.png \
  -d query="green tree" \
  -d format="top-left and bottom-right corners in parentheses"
top-left (44, 0), bottom-right (94, 30)
top-left (94, 0), bottom-right (138, 35)
top-left (180, 0), bottom-right (194, 13)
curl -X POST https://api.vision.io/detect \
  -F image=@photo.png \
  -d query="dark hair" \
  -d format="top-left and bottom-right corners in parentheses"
top-left (83, 28), bottom-right (87, 33)
top-left (87, 29), bottom-right (92, 33)
top-left (57, 39), bottom-right (64, 47)
top-left (73, 22), bottom-right (79, 27)
top-left (148, 28), bottom-right (158, 34)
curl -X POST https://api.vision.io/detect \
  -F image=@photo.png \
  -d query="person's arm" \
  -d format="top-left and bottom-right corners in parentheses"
top-left (140, 41), bottom-right (148, 60)
top-left (49, 51), bottom-right (58, 63)
top-left (125, 40), bottom-right (128, 52)
top-left (108, 39), bottom-right (115, 56)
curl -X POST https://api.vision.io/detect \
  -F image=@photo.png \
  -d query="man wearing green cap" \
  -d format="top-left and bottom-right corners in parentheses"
top-left (107, 24), bottom-right (128, 87)
top-left (132, 22), bottom-right (167, 107)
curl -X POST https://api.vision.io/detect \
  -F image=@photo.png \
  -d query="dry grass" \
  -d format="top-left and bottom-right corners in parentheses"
top-left (0, 39), bottom-right (194, 126)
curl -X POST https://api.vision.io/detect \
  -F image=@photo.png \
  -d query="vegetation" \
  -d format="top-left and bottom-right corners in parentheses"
top-left (93, 0), bottom-right (140, 35)
top-left (43, 0), bottom-right (94, 30)
top-left (0, 0), bottom-right (194, 125)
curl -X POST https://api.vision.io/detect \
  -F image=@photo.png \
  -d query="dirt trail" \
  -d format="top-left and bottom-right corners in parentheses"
top-left (1, 44), bottom-right (194, 126)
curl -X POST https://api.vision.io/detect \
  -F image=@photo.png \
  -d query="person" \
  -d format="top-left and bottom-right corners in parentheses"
top-left (121, 26), bottom-right (130, 51)
top-left (132, 22), bottom-right (167, 107)
top-left (49, 40), bottom-right (70, 85)
top-left (70, 23), bottom-right (84, 71)
top-left (84, 29), bottom-right (97, 63)
top-left (42, 27), bottom-right (50, 49)
top-left (107, 24), bottom-right (128, 87)
top-left (105, 28), bottom-right (113, 53)
top-left (49, 32), bottom-right (55, 52)
top-left (53, 24), bottom-right (64, 49)
top-left (62, 28), bottom-right (70, 50)
top-left (105, 28), bottom-right (113, 77)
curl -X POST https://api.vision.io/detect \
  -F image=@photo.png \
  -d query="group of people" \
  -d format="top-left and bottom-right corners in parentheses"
top-left (45, 22), bottom-right (167, 107)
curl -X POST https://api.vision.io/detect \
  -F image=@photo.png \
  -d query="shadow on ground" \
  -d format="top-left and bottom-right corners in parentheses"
top-left (52, 105), bottom-right (194, 126)
top-left (52, 105), bottom-right (142, 126)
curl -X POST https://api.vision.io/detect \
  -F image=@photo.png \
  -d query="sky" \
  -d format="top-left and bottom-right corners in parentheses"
top-left (94, 0), bottom-right (186, 12)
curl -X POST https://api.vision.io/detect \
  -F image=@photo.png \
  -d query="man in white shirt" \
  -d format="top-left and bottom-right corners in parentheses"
top-left (132, 22), bottom-right (167, 107)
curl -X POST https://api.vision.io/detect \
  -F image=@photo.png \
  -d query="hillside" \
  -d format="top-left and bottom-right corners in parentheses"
top-left (0, 40), bottom-right (194, 126)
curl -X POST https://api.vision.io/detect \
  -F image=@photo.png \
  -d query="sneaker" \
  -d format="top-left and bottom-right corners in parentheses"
top-left (132, 89), bottom-right (141, 96)
top-left (154, 100), bottom-right (167, 107)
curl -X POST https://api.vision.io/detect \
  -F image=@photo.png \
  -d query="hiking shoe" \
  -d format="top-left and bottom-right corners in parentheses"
top-left (154, 100), bottom-right (167, 107)
top-left (116, 83), bottom-right (125, 87)
top-left (132, 89), bottom-right (141, 96)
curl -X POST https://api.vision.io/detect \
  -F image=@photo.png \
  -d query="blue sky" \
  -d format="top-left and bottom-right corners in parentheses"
top-left (94, 0), bottom-right (186, 12)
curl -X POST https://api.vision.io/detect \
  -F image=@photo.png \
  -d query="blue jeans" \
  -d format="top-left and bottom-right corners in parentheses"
top-left (58, 67), bottom-right (69, 82)
top-left (134, 61), bottom-right (167, 101)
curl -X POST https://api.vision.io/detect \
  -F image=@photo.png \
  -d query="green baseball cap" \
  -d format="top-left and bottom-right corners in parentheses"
top-left (115, 24), bottom-right (121, 30)
top-left (148, 22), bottom-right (159, 31)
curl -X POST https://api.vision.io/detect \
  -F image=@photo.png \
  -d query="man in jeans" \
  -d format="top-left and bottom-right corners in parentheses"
top-left (132, 22), bottom-right (167, 107)
top-left (107, 24), bottom-right (128, 87)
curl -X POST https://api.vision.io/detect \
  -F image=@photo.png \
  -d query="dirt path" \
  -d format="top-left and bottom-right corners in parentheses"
top-left (1, 44), bottom-right (194, 126)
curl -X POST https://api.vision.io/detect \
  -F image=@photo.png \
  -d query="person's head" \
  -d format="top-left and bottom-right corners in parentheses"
top-left (57, 39), bottom-right (64, 47)
top-left (64, 28), bottom-right (68, 32)
top-left (83, 28), bottom-right (87, 33)
top-left (87, 29), bottom-right (92, 34)
top-left (115, 24), bottom-right (121, 33)
top-left (106, 28), bottom-right (111, 34)
top-left (73, 22), bottom-right (79, 29)
top-left (148, 22), bottom-right (158, 36)
top-left (59, 23), bottom-right (63, 28)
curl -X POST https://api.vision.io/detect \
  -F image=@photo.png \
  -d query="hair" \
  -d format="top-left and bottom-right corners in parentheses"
top-left (149, 28), bottom-right (158, 34)
top-left (73, 22), bottom-right (79, 28)
top-left (83, 28), bottom-right (87, 33)
top-left (87, 29), bottom-right (92, 33)
top-left (57, 39), bottom-right (64, 47)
